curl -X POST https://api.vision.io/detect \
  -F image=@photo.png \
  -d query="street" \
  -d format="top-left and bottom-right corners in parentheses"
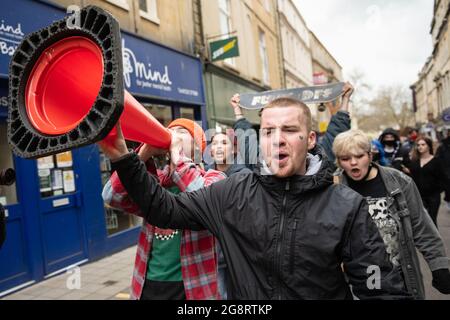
top-left (2, 202), bottom-right (449, 300)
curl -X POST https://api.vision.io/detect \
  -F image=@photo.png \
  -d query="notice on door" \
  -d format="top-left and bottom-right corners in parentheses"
top-left (38, 169), bottom-right (52, 193)
top-left (63, 170), bottom-right (76, 193)
top-left (56, 151), bottom-right (73, 168)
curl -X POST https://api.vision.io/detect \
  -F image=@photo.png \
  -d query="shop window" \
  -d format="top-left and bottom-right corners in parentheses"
top-left (37, 151), bottom-right (76, 198)
top-left (143, 103), bottom-right (173, 126)
top-left (0, 123), bottom-right (17, 205)
top-left (139, 0), bottom-right (160, 24)
top-left (179, 107), bottom-right (195, 120)
top-left (99, 151), bottom-right (142, 236)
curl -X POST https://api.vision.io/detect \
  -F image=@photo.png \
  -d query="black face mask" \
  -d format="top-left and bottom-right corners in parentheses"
top-left (383, 140), bottom-right (395, 147)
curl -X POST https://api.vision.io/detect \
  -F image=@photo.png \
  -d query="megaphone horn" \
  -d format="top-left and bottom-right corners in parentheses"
top-left (8, 5), bottom-right (171, 159)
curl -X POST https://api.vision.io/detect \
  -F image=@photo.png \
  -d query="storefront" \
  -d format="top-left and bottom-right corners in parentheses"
top-left (0, 0), bottom-right (206, 295)
top-left (204, 63), bottom-right (265, 130)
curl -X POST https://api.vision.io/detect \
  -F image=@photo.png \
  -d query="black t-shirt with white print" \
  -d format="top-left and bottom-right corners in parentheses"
top-left (347, 171), bottom-right (401, 268)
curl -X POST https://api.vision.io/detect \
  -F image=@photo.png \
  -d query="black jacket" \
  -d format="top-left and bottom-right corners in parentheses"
top-left (112, 149), bottom-right (408, 300)
top-left (409, 157), bottom-right (448, 198)
top-left (436, 137), bottom-right (450, 201)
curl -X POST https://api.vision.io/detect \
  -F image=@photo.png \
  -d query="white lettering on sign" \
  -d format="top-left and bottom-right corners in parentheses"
top-left (122, 39), bottom-right (172, 90)
top-left (177, 88), bottom-right (198, 97)
top-left (0, 19), bottom-right (24, 57)
top-left (4, 209), bottom-right (8, 218)
top-left (0, 20), bottom-right (24, 37)
top-left (0, 40), bottom-right (16, 56)
top-left (0, 96), bottom-right (8, 107)
top-left (53, 198), bottom-right (70, 207)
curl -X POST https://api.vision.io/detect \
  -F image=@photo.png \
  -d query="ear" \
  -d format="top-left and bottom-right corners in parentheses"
top-left (307, 131), bottom-right (316, 150)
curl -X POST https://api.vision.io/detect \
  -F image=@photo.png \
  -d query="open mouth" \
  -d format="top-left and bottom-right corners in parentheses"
top-left (274, 152), bottom-right (289, 165)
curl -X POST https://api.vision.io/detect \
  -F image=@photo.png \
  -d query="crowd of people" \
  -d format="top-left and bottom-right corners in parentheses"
top-left (99, 83), bottom-right (450, 300)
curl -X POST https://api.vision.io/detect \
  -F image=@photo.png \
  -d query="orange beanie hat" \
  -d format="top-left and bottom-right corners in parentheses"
top-left (168, 118), bottom-right (206, 152)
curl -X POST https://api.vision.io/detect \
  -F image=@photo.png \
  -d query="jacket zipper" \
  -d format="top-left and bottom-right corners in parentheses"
top-left (289, 219), bottom-right (298, 274)
top-left (275, 180), bottom-right (290, 300)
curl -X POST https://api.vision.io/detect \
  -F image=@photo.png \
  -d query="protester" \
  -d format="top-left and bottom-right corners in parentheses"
top-left (333, 130), bottom-right (450, 299)
top-left (436, 129), bottom-right (450, 211)
top-left (99, 97), bottom-right (409, 300)
top-left (208, 129), bottom-right (251, 176)
top-left (229, 82), bottom-right (354, 168)
top-left (102, 118), bottom-right (225, 300)
top-left (409, 136), bottom-right (449, 227)
top-left (378, 128), bottom-right (407, 172)
top-left (399, 127), bottom-right (419, 171)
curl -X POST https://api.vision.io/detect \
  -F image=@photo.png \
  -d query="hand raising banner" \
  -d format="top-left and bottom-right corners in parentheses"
top-left (238, 82), bottom-right (346, 110)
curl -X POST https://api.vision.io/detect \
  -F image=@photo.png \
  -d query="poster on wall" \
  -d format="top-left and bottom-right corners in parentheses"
top-left (37, 156), bottom-right (55, 170)
top-left (63, 170), bottom-right (76, 193)
top-left (38, 169), bottom-right (52, 194)
top-left (56, 151), bottom-right (73, 168)
top-left (52, 169), bottom-right (63, 196)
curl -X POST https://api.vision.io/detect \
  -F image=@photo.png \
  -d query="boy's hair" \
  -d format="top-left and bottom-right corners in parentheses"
top-left (333, 130), bottom-right (372, 164)
top-left (259, 97), bottom-right (312, 132)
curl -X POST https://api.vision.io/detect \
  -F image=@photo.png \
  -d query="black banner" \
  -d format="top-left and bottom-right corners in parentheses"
top-left (239, 82), bottom-right (346, 110)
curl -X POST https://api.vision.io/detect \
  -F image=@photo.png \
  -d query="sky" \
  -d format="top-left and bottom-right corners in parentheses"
top-left (294, 0), bottom-right (434, 90)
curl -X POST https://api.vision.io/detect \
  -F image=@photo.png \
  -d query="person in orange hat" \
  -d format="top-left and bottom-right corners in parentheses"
top-left (102, 118), bottom-right (226, 300)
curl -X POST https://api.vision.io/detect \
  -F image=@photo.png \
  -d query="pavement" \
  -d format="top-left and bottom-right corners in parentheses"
top-left (1, 246), bottom-right (136, 300)
top-left (1, 203), bottom-right (450, 300)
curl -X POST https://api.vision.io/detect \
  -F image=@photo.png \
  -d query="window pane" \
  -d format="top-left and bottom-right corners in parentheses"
top-left (0, 122), bottom-right (17, 205)
top-left (179, 107), bottom-right (195, 120)
top-left (37, 151), bottom-right (76, 198)
top-left (139, 0), bottom-right (148, 12)
top-left (143, 104), bottom-right (173, 126)
top-left (259, 30), bottom-right (269, 83)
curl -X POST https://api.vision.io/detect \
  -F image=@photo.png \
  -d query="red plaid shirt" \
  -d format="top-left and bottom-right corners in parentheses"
top-left (103, 156), bottom-right (226, 300)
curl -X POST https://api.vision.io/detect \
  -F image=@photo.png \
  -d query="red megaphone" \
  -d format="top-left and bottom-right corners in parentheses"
top-left (8, 6), bottom-right (171, 159)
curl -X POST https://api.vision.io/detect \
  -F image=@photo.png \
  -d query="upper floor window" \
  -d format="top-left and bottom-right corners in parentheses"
top-left (105, 0), bottom-right (130, 11)
top-left (139, 0), bottom-right (160, 24)
top-left (259, 29), bottom-right (270, 84)
top-left (218, 0), bottom-right (235, 66)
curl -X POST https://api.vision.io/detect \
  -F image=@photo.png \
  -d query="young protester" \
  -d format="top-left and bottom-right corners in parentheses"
top-left (409, 136), bottom-right (449, 227)
top-left (333, 130), bottom-right (450, 299)
top-left (436, 129), bottom-right (450, 210)
top-left (102, 118), bottom-right (226, 300)
top-left (229, 82), bottom-right (354, 168)
top-left (378, 128), bottom-right (405, 171)
top-left (99, 97), bottom-right (409, 300)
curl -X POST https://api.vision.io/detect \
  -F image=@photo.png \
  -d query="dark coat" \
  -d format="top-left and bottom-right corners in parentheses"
top-left (112, 148), bottom-right (408, 300)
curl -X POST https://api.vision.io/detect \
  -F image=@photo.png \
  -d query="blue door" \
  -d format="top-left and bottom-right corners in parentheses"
top-left (0, 201), bottom-right (33, 293)
top-left (34, 151), bottom-right (88, 275)
top-left (0, 121), bottom-right (34, 293)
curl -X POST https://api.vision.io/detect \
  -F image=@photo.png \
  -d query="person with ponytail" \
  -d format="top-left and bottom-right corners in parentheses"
top-left (333, 129), bottom-right (450, 299)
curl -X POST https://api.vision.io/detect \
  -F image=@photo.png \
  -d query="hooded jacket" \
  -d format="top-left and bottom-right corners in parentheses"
top-left (378, 128), bottom-right (405, 170)
top-left (112, 147), bottom-right (408, 300)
